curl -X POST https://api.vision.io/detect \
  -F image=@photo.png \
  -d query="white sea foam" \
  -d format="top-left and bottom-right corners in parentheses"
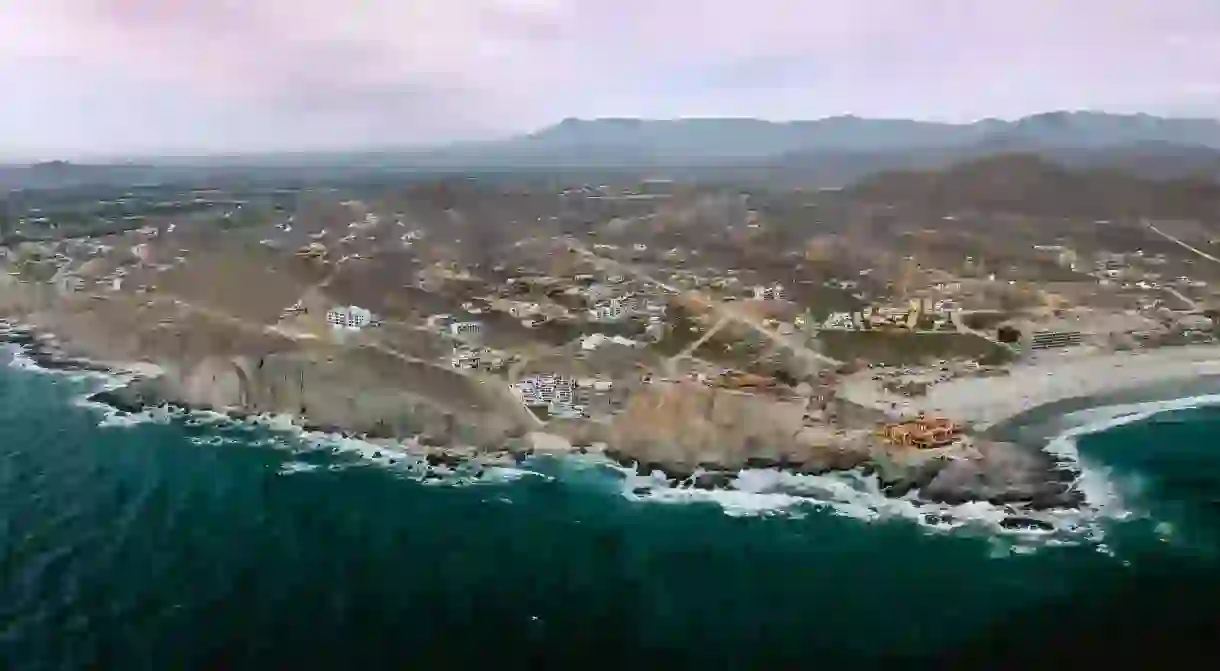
top-left (277, 461), bottom-right (322, 475)
top-left (95, 404), bottom-right (181, 428)
top-left (1046, 391), bottom-right (1220, 518)
top-left (608, 390), bottom-right (1220, 546)
top-left (16, 314), bottom-right (1215, 546)
top-left (188, 434), bottom-right (248, 447)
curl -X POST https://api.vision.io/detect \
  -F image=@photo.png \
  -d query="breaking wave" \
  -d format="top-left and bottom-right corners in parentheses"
top-left (11, 324), bottom-right (1218, 548)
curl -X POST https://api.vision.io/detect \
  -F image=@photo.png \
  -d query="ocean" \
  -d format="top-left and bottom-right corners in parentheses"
top-left (3, 344), bottom-right (1220, 669)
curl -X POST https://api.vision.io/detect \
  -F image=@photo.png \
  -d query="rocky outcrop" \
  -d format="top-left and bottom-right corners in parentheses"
top-left (919, 441), bottom-right (1083, 509)
top-left (98, 348), bottom-right (532, 448)
top-left (2, 296), bottom-right (1088, 509)
top-left (607, 382), bottom-right (872, 476)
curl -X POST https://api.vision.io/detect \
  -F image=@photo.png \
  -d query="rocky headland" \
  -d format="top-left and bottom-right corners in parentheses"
top-left (0, 283), bottom-right (1086, 513)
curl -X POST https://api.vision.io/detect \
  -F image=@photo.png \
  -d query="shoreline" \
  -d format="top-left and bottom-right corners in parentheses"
top-left (984, 373), bottom-right (1220, 446)
top-left (841, 344), bottom-right (1220, 435)
top-left (0, 316), bottom-right (1141, 517)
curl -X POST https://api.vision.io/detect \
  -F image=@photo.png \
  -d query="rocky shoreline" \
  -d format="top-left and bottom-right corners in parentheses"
top-left (1, 318), bottom-right (1086, 516)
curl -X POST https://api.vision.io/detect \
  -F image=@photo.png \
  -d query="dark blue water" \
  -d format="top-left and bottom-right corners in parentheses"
top-left (3, 357), bottom-right (1220, 669)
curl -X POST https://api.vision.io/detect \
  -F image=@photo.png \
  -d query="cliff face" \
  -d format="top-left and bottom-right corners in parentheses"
top-left (0, 280), bottom-right (534, 447)
top-left (111, 349), bottom-right (531, 447)
top-left (608, 382), bottom-right (871, 474)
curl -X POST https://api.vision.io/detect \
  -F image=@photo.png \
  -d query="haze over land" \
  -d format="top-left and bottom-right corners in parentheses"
top-left (4, 0), bottom-right (1220, 159)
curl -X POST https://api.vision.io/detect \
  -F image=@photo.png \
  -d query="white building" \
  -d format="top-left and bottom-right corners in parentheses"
top-left (752, 283), bottom-right (786, 300)
top-left (589, 295), bottom-right (641, 323)
top-left (326, 305), bottom-right (372, 330)
top-left (449, 321), bottom-right (483, 339)
top-left (823, 312), bottom-right (856, 330)
top-left (589, 302), bottom-right (622, 322)
top-left (451, 348), bottom-right (480, 369)
top-left (515, 375), bottom-right (576, 410)
top-left (581, 333), bottom-right (608, 351)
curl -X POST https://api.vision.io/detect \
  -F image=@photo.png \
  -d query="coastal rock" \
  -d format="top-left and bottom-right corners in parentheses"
top-left (81, 347), bottom-right (532, 450)
top-left (608, 381), bottom-right (871, 474)
top-left (879, 457), bottom-right (949, 498)
top-left (919, 441), bottom-right (1074, 508)
top-left (999, 516), bottom-right (1055, 532)
top-left (692, 471), bottom-right (735, 490)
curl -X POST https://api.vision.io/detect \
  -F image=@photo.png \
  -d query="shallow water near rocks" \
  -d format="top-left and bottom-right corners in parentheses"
top-left (4, 347), bottom-right (1220, 668)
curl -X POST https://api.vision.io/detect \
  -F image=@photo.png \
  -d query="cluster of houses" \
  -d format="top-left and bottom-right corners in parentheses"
top-left (822, 298), bottom-right (957, 332)
top-left (751, 283), bottom-right (786, 301)
top-left (326, 305), bottom-right (373, 330)
top-left (588, 295), bottom-right (639, 322)
top-left (512, 374), bottom-right (615, 418)
top-left (586, 290), bottom-right (668, 324)
top-left (450, 346), bottom-right (507, 372)
top-left (513, 374), bottom-right (579, 417)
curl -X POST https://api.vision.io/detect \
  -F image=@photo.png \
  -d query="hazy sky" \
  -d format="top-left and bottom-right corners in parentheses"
top-left (3, 0), bottom-right (1220, 158)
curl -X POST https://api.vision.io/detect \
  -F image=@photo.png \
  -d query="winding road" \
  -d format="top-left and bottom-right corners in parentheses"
top-left (566, 238), bottom-right (844, 370)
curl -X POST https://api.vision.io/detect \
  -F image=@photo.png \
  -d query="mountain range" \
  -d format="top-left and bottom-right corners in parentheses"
top-left (411, 111), bottom-right (1220, 182)
top-left (5, 111), bottom-right (1220, 188)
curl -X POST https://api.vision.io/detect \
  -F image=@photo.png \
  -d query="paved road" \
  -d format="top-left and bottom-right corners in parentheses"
top-left (567, 239), bottom-right (844, 369)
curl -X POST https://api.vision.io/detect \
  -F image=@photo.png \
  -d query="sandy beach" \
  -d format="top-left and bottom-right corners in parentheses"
top-left (840, 345), bottom-right (1220, 430)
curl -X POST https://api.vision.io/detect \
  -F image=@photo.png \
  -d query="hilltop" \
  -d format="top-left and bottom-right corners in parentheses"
top-left (415, 111), bottom-right (1220, 180)
top-left (846, 153), bottom-right (1220, 219)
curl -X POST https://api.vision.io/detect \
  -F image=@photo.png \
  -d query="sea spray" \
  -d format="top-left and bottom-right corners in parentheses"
top-left (0, 326), bottom-right (1179, 547)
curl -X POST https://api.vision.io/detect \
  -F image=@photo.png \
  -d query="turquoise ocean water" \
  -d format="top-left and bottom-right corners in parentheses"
top-left (3, 344), bottom-right (1220, 669)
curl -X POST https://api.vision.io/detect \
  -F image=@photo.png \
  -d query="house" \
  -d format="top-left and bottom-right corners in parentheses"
top-left (581, 333), bottom-right (641, 350)
top-left (751, 283), bottom-right (786, 300)
top-left (449, 321), bottom-right (483, 339)
top-left (326, 305), bottom-right (372, 330)
top-left (451, 348), bottom-right (480, 369)
top-left (823, 312), bottom-right (855, 330)
top-left (589, 296), bottom-right (637, 322)
top-left (581, 333), bottom-right (608, 351)
top-left (515, 375), bottom-right (576, 409)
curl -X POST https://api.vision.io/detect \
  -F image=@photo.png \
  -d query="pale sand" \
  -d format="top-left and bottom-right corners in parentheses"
top-left (840, 345), bottom-right (1220, 430)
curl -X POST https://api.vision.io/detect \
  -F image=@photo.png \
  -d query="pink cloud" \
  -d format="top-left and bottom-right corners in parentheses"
top-left (2, 0), bottom-right (1220, 154)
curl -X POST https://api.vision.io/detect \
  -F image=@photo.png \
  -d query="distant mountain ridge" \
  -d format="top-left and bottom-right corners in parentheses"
top-left (405, 110), bottom-right (1220, 182)
top-left (460, 111), bottom-right (1220, 158)
top-left (7, 111), bottom-right (1220, 188)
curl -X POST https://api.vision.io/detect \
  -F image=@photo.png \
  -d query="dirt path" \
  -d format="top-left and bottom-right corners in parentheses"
top-left (567, 239), bottom-right (844, 370)
top-left (1146, 220), bottom-right (1220, 266)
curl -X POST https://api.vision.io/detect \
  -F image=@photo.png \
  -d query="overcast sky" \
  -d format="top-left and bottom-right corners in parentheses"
top-left (3, 0), bottom-right (1220, 159)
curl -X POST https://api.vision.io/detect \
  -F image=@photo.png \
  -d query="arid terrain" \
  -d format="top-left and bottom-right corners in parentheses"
top-left (4, 149), bottom-right (1220, 512)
